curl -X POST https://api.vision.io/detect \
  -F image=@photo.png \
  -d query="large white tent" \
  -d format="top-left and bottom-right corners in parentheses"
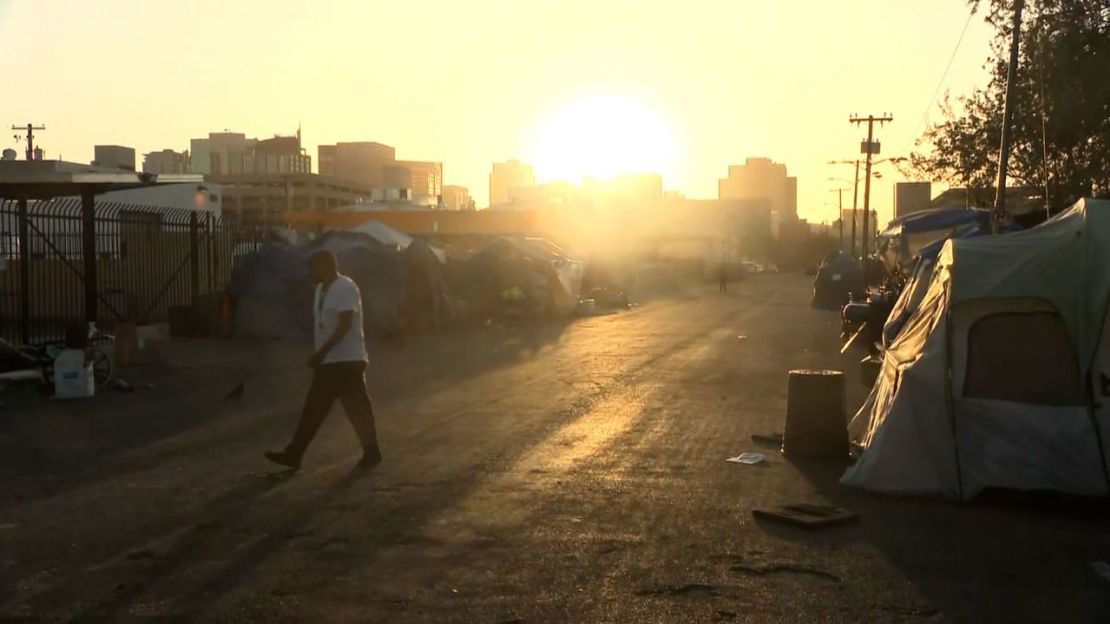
top-left (843, 198), bottom-right (1110, 500)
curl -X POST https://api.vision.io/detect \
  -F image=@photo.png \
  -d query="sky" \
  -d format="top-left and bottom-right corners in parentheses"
top-left (0, 0), bottom-right (996, 226)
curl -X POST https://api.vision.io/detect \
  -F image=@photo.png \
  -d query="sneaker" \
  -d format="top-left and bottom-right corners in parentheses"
top-left (358, 450), bottom-right (383, 469)
top-left (264, 450), bottom-right (301, 470)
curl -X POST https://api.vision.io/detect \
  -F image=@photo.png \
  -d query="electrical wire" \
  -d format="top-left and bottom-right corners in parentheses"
top-left (911, 8), bottom-right (978, 143)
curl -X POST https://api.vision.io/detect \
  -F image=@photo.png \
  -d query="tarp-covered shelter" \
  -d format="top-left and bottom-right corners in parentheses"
top-left (229, 231), bottom-right (452, 340)
top-left (464, 237), bottom-right (584, 317)
top-left (344, 219), bottom-right (447, 263)
top-left (844, 199), bottom-right (1110, 500)
top-left (811, 251), bottom-right (864, 310)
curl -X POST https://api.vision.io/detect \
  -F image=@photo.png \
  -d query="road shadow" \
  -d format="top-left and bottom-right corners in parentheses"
top-left (0, 314), bottom-right (578, 503)
top-left (783, 456), bottom-right (1110, 624)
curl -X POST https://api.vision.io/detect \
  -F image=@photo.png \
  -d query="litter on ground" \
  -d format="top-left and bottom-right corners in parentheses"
top-left (752, 504), bottom-right (859, 530)
top-left (726, 452), bottom-right (766, 465)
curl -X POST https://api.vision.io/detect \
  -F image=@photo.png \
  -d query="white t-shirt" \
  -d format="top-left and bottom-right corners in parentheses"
top-left (314, 275), bottom-right (368, 364)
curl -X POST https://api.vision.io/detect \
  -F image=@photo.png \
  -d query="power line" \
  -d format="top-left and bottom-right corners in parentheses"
top-left (911, 7), bottom-right (976, 143)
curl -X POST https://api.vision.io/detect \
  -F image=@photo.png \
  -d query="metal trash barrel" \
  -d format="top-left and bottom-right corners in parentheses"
top-left (782, 369), bottom-right (849, 459)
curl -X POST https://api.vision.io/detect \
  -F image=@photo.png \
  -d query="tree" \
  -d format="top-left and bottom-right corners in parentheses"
top-left (913, 0), bottom-right (1110, 213)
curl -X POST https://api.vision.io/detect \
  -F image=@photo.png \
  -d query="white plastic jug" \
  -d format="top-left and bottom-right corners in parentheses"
top-left (54, 349), bottom-right (95, 399)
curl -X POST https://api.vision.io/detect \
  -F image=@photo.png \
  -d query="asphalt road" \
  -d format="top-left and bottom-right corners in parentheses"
top-left (1, 275), bottom-right (1109, 623)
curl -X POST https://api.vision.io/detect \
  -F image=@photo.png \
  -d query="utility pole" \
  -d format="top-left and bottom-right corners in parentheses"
top-left (992, 0), bottom-right (1026, 231)
top-left (849, 114), bottom-right (893, 262)
top-left (851, 160), bottom-right (860, 257)
top-left (11, 123), bottom-right (46, 160)
top-left (837, 188), bottom-right (844, 248)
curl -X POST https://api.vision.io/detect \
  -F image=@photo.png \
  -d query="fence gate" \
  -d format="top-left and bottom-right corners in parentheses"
top-left (0, 198), bottom-right (259, 345)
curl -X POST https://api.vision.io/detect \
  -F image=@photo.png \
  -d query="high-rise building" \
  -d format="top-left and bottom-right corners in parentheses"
top-left (188, 131), bottom-right (309, 176)
top-left (383, 160), bottom-right (443, 200)
top-left (189, 132), bottom-right (255, 175)
top-left (249, 135), bottom-right (311, 175)
top-left (317, 142), bottom-right (396, 187)
top-left (894, 182), bottom-right (932, 218)
top-left (489, 160), bottom-right (535, 206)
top-left (718, 157), bottom-right (797, 222)
top-left (142, 149), bottom-right (191, 174)
top-left (92, 145), bottom-right (136, 171)
top-left (442, 185), bottom-right (473, 210)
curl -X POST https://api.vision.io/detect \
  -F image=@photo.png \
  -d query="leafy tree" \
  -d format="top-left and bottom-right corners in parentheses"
top-left (913, 0), bottom-right (1110, 212)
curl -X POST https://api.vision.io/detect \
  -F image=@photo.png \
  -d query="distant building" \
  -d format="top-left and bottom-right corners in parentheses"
top-left (718, 157), bottom-right (798, 224)
top-left (318, 141), bottom-right (396, 188)
top-left (190, 132), bottom-right (254, 175)
top-left (584, 173), bottom-right (663, 204)
top-left (188, 131), bottom-right (309, 177)
top-left (489, 160), bottom-right (535, 206)
top-left (92, 145), bottom-right (136, 171)
top-left (213, 173), bottom-right (376, 221)
top-left (894, 182), bottom-right (932, 218)
top-left (142, 149), bottom-right (190, 174)
top-left (841, 209), bottom-right (880, 240)
top-left (250, 135), bottom-right (311, 175)
top-left (383, 160), bottom-right (443, 201)
top-left (442, 185), bottom-right (474, 211)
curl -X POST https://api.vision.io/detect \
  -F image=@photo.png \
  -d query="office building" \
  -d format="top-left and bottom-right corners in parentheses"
top-left (894, 182), bottom-right (933, 218)
top-left (718, 157), bottom-right (798, 222)
top-left (442, 185), bottom-right (473, 210)
top-left (142, 149), bottom-right (190, 174)
top-left (188, 131), bottom-right (309, 177)
top-left (383, 160), bottom-right (443, 200)
top-left (249, 134), bottom-right (311, 175)
top-left (489, 160), bottom-right (535, 206)
top-left (318, 141), bottom-right (396, 187)
top-left (213, 173), bottom-right (376, 221)
top-left (92, 145), bottom-right (136, 171)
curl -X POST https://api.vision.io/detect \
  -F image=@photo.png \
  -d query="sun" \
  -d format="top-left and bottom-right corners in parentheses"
top-left (529, 94), bottom-right (677, 184)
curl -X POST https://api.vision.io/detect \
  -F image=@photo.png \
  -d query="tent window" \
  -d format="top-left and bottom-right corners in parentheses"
top-left (964, 311), bottom-right (1083, 405)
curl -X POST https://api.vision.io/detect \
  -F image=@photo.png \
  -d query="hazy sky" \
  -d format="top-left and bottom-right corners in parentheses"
top-left (1, 0), bottom-right (994, 225)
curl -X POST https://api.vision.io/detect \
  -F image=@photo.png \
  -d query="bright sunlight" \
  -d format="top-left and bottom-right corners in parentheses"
top-left (529, 94), bottom-right (677, 184)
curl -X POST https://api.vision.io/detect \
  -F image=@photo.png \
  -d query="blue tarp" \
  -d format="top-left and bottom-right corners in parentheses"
top-left (881, 208), bottom-right (988, 237)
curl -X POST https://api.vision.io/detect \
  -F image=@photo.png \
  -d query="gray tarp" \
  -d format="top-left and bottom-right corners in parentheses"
top-left (229, 231), bottom-right (451, 340)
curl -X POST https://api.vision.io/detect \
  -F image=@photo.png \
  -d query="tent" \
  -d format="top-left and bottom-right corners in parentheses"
top-left (843, 198), bottom-right (1110, 500)
top-left (464, 237), bottom-right (585, 317)
top-left (343, 219), bottom-right (447, 263)
top-left (228, 231), bottom-right (451, 340)
top-left (811, 251), bottom-right (864, 310)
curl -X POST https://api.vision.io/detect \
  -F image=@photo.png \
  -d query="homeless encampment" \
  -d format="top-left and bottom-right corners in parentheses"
top-left (811, 251), bottom-right (865, 310)
top-left (843, 198), bottom-right (1110, 500)
top-left (228, 231), bottom-right (452, 340)
top-left (460, 237), bottom-right (584, 320)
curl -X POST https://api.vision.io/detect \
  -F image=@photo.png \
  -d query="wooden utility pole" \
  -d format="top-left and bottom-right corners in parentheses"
top-left (851, 160), bottom-right (860, 257)
top-left (993, 0), bottom-right (1026, 230)
top-left (837, 188), bottom-right (845, 248)
top-left (11, 123), bottom-right (46, 160)
top-left (849, 114), bottom-right (893, 261)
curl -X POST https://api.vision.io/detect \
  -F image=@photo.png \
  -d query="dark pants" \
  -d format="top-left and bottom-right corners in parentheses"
top-left (286, 361), bottom-right (380, 459)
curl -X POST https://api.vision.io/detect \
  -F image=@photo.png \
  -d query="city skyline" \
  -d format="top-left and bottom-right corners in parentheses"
top-left (1, 0), bottom-right (995, 224)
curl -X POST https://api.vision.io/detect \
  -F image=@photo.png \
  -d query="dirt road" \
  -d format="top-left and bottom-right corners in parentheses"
top-left (1, 275), bottom-right (1108, 623)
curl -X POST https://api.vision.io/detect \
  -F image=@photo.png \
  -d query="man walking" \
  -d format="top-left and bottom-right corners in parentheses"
top-left (718, 262), bottom-right (728, 294)
top-left (265, 251), bottom-right (382, 470)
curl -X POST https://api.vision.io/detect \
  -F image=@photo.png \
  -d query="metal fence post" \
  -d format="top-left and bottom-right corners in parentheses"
top-left (189, 211), bottom-right (200, 302)
top-left (81, 191), bottom-right (98, 326)
top-left (17, 198), bottom-right (30, 344)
